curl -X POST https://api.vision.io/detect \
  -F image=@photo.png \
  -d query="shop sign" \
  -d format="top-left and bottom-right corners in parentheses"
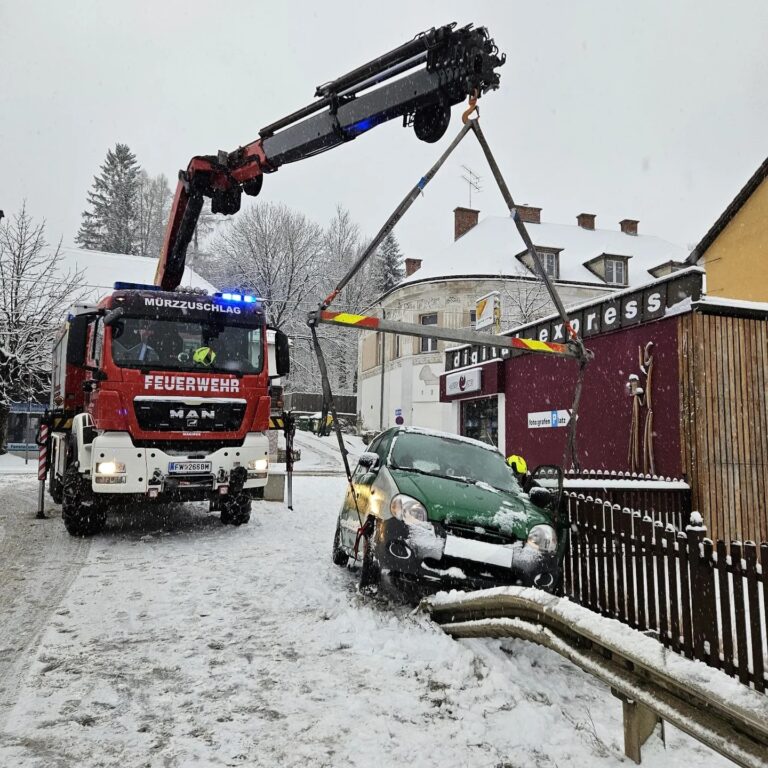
top-left (9, 402), bottom-right (46, 414)
top-left (528, 409), bottom-right (571, 429)
top-left (445, 270), bottom-right (703, 372)
top-left (446, 367), bottom-right (482, 396)
top-left (475, 291), bottom-right (501, 330)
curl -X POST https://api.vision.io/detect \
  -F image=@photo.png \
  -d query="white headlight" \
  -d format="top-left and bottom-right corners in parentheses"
top-left (390, 494), bottom-right (429, 526)
top-left (526, 524), bottom-right (557, 553)
top-left (248, 458), bottom-right (269, 471)
top-left (96, 461), bottom-right (125, 475)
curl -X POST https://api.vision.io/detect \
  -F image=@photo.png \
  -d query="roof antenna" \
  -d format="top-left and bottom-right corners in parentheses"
top-left (461, 165), bottom-right (482, 208)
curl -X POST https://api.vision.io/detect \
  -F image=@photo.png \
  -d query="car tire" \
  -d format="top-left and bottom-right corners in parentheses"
top-left (331, 520), bottom-right (349, 567)
top-left (358, 520), bottom-right (381, 594)
top-left (220, 492), bottom-right (251, 526)
top-left (62, 464), bottom-right (106, 537)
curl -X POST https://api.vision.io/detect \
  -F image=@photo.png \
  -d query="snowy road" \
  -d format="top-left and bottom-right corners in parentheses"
top-left (0, 455), bottom-right (732, 767)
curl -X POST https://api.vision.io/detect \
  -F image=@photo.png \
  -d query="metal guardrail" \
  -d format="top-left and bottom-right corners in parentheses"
top-left (423, 588), bottom-right (768, 767)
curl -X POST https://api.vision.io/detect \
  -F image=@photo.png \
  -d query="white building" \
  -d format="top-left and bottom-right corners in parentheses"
top-left (358, 206), bottom-right (686, 436)
top-left (53, 246), bottom-right (216, 302)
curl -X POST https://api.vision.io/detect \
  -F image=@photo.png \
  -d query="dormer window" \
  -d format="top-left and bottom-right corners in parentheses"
top-left (583, 253), bottom-right (630, 287)
top-left (517, 247), bottom-right (561, 279)
top-left (605, 257), bottom-right (627, 286)
top-left (538, 250), bottom-right (559, 279)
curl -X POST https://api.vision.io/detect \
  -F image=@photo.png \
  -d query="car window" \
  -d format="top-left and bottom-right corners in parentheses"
top-left (390, 432), bottom-right (523, 494)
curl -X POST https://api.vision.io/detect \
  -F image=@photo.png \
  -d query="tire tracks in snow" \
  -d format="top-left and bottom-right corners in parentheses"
top-left (0, 478), bottom-right (89, 730)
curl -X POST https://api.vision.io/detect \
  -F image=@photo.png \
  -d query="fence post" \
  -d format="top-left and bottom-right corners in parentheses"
top-left (686, 515), bottom-right (717, 664)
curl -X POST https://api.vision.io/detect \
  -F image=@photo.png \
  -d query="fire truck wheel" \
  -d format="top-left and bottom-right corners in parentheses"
top-left (49, 474), bottom-right (64, 505)
top-left (220, 493), bottom-right (251, 526)
top-left (62, 465), bottom-right (106, 537)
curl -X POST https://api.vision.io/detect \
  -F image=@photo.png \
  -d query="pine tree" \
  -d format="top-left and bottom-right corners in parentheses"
top-left (377, 232), bottom-right (404, 293)
top-left (76, 143), bottom-right (141, 254)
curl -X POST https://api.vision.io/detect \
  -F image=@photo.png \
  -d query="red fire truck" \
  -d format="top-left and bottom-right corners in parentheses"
top-left (47, 284), bottom-right (289, 535)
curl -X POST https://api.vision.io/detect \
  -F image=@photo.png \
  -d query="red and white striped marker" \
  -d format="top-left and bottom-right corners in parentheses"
top-left (38, 423), bottom-right (48, 481)
top-left (37, 423), bottom-right (48, 518)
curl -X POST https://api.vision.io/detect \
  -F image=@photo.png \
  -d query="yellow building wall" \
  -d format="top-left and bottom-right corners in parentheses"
top-left (700, 177), bottom-right (768, 301)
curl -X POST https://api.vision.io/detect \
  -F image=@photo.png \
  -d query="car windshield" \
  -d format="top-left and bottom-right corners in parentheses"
top-left (390, 432), bottom-right (522, 493)
top-left (111, 317), bottom-right (263, 374)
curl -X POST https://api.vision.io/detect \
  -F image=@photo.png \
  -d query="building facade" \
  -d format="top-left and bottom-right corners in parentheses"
top-left (686, 156), bottom-right (768, 302)
top-left (358, 206), bottom-right (686, 435)
top-left (440, 268), bottom-right (768, 544)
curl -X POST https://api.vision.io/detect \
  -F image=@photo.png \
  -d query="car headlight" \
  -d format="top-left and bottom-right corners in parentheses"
top-left (390, 494), bottom-right (429, 526)
top-left (96, 461), bottom-right (125, 475)
top-left (248, 458), bottom-right (269, 471)
top-left (526, 524), bottom-right (557, 553)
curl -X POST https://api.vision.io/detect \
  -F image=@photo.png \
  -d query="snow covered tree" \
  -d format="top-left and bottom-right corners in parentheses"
top-left (76, 143), bottom-right (141, 254)
top-left (375, 232), bottom-right (404, 294)
top-left (0, 205), bottom-right (86, 451)
top-left (136, 171), bottom-right (172, 258)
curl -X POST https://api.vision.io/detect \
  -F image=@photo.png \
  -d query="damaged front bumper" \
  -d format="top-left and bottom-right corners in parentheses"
top-left (372, 518), bottom-right (559, 595)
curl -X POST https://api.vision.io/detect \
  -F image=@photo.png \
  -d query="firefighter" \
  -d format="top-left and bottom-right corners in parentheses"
top-left (192, 346), bottom-right (217, 367)
top-left (507, 454), bottom-right (533, 492)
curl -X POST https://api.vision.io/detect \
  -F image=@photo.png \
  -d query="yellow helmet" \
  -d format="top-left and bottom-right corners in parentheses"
top-left (507, 454), bottom-right (528, 474)
top-left (192, 346), bottom-right (216, 366)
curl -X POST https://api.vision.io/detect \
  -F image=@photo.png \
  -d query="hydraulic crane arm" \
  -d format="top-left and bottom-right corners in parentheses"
top-left (155, 23), bottom-right (505, 290)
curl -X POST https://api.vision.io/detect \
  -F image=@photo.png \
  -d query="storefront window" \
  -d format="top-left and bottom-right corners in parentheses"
top-left (461, 396), bottom-right (498, 447)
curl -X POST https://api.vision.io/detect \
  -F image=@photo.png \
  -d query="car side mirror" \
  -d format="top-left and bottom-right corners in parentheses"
top-left (274, 329), bottom-right (290, 377)
top-left (66, 314), bottom-right (92, 366)
top-left (103, 306), bottom-right (124, 326)
top-left (358, 452), bottom-right (380, 471)
top-left (530, 464), bottom-right (564, 514)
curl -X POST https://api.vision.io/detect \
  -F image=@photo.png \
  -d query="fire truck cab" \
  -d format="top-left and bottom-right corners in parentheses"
top-left (48, 283), bottom-right (289, 536)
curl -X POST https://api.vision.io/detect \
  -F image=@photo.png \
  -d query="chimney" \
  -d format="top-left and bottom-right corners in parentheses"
top-left (516, 205), bottom-right (541, 224)
top-left (453, 207), bottom-right (479, 240)
top-left (404, 258), bottom-right (422, 277)
top-left (577, 212), bottom-right (596, 230)
top-left (620, 218), bottom-right (639, 235)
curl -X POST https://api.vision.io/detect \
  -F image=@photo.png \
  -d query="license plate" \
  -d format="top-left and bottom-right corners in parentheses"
top-left (443, 535), bottom-right (514, 569)
top-left (168, 461), bottom-right (212, 474)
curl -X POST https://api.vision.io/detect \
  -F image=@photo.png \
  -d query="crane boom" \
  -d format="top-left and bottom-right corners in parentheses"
top-left (155, 23), bottom-right (505, 290)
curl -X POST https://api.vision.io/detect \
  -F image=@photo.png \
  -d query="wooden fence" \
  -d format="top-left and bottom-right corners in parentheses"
top-left (563, 492), bottom-right (768, 692)
top-left (563, 469), bottom-right (691, 531)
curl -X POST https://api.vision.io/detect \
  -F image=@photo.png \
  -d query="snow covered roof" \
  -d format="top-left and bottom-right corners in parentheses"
top-left (402, 216), bottom-right (686, 288)
top-left (51, 246), bottom-right (217, 303)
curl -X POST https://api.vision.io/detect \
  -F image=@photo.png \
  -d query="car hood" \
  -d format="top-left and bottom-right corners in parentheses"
top-left (389, 468), bottom-right (551, 538)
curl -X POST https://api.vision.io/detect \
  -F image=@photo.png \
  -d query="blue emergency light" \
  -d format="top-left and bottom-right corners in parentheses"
top-left (215, 292), bottom-right (261, 305)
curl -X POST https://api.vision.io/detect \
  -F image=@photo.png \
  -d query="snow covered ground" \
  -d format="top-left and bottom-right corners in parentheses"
top-left (0, 441), bottom-right (735, 768)
top-left (0, 452), bottom-right (38, 475)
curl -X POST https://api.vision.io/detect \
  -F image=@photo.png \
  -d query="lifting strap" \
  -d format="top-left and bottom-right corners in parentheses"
top-left (311, 104), bottom-right (591, 480)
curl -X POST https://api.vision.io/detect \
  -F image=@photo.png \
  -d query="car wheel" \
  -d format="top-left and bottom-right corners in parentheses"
top-left (358, 521), bottom-right (381, 594)
top-left (331, 520), bottom-right (349, 567)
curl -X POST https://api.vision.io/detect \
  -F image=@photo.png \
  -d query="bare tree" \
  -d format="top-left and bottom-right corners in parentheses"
top-left (498, 266), bottom-right (554, 328)
top-left (136, 171), bottom-right (172, 258)
top-left (0, 205), bottom-right (86, 450)
top-left (210, 201), bottom-right (325, 328)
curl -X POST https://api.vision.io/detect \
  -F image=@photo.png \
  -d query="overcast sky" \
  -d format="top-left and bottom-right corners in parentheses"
top-left (2, 0), bottom-right (766, 269)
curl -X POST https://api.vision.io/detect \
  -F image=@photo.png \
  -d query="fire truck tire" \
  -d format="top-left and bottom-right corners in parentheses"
top-left (49, 474), bottom-right (64, 505)
top-left (62, 465), bottom-right (106, 537)
top-left (220, 493), bottom-right (251, 526)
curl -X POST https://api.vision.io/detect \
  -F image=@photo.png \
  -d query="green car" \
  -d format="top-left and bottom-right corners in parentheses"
top-left (332, 426), bottom-right (564, 596)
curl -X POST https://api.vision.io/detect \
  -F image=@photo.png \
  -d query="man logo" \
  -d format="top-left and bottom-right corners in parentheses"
top-left (170, 408), bottom-right (215, 427)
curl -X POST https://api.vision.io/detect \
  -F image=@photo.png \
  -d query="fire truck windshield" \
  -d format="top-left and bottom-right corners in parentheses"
top-left (111, 317), bottom-right (263, 374)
